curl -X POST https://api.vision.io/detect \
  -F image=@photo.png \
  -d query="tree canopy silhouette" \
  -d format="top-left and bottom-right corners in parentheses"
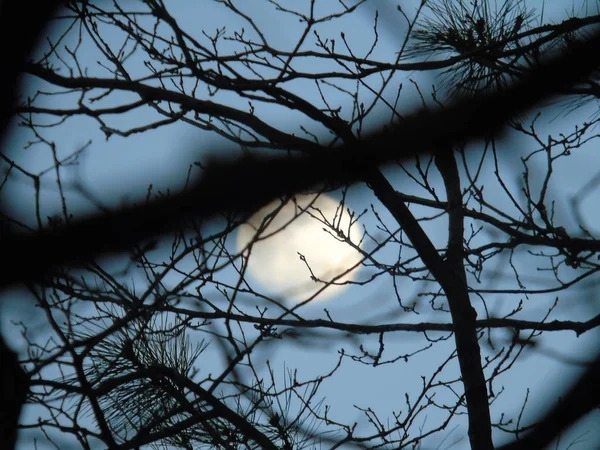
top-left (1, 1), bottom-right (599, 450)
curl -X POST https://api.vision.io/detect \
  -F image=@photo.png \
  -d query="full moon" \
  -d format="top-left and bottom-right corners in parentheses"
top-left (236, 193), bottom-right (363, 302)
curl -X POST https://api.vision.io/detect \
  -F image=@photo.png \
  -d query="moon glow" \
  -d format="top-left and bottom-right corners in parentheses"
top-left (236, 193), bottom-right (363, 302)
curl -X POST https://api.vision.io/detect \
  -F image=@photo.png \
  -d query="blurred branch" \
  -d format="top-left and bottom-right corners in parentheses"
top-left (2, 29), bottom-right (600, 289)
top-left (497, 353), bottom-right (600, 450)
top-left (0, 3), bottom-right (65, 449)
top-left (0, 338), bottom-right (28, 449)
top-left (0, 1), bottom-right (61, 138)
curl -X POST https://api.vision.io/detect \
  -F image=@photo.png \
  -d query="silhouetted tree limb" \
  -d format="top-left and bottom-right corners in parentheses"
top-left (2, 29), bottom-right (600, 290)
top-left (147, 306), bottom-right (600, 336)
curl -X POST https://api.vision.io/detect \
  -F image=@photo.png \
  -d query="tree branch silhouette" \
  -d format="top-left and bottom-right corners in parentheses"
top-left (2, 29), bottom-right (600, 288)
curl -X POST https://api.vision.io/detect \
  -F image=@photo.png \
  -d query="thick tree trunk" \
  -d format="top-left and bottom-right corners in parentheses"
top-left (434, 148), bottom-right (493, 450)
top-left (367, 161), bottom-right (493, 450)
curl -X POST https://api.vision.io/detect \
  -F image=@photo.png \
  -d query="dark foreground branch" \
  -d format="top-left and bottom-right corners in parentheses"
top-left (497, 352), bottom-right (600, 450)
top-left (2, 28), bottom-right (600, 289)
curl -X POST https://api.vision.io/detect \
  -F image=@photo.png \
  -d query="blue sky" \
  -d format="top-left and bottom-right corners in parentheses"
top-left (2, 1), bottom-right (600, 449)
